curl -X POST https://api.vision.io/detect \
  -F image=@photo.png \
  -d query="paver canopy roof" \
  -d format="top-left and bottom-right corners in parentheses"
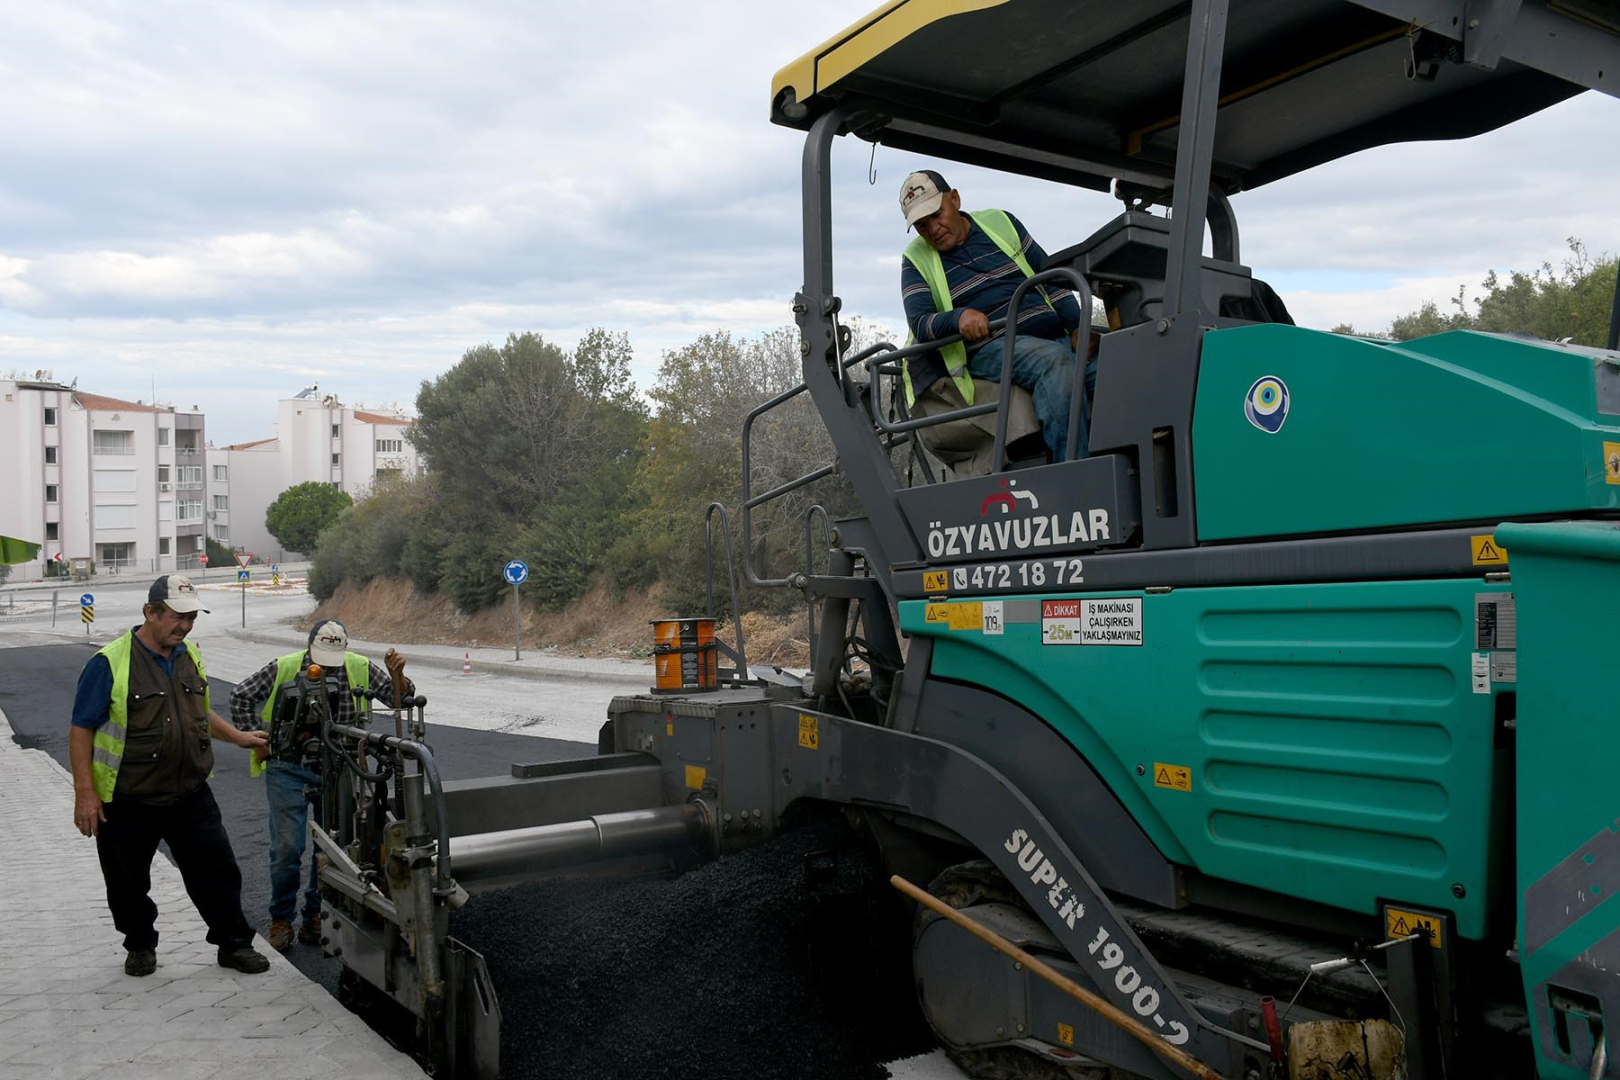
top-left (771, 0), bottom-right (1620, 193)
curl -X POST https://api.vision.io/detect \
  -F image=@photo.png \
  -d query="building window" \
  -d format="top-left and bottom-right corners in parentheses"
top-left (213, 495), bottom-right (229, 512)
top-left (213, 464), bottom-right (227, 481)
top-left (97, 542), bottom-right (134, 568)
top-left (92, 430), bottom-right (133, 455)
top-left (376, 438), bottom-right (403, 454)
top-left (157, 427), bottom-right (170, 446)
top-left (45, 446), bottom-right (57, 464)
top-left (157, 464), bottom-right (170, 491)
top-left (44, 407), bottom-right (56, 426)
top-left (45, 484), bottom-right (58, 503)
top-left (46, 522), bottom-right (59, 542)
top-left (177, 499), bottom-right (202, 521)
top-left (213, 526), bottom-right (229, 543)
top-left (177, 464), bottom-right (203, 486)
top-left (332, 452), bottom-right (341, 467)
top-left (159, 537), bottom-right (170, 556)
top-left (332, 424), bottom-right (341, 438)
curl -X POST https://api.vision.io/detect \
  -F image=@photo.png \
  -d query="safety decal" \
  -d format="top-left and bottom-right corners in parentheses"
top-left (922, 570), bottom-right (950, 593)
top-left (1471, 652), bottom-right (1491, 694)
top-left (1244, 375), bottom-right (1290, 433)
top-left (1470, 534), bottom-right (1508, 566)
top-left (1042, 597), bottom-right (1143, 645)
top-left (925, 601), bottom-right (984, 631)
top-left (1385, 906), bottom-right (1445, 949)
top-left (1057, 1023), bottom-right (1074, 1047)
top-left (1605, 441), bottom-right (1620, 485)
top-left (1153, 763), bottom-right (1192, 792)
top-left (684, 764), bottom-right (706, 791)
top-left (798, 713), bottom-right (819, 750)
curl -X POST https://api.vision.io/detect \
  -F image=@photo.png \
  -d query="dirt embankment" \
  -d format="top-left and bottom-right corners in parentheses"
top-left (310, 576), bottom-right (813, 666)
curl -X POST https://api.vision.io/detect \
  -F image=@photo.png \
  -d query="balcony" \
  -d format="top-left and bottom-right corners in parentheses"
top-left (175, 446), bottom-right (202, 457)
top-left (92, 445), bottom-right (134, 456)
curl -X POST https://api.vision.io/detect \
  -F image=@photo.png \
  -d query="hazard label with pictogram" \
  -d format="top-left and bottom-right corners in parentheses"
top-left (1385, 906), bottom-right (1444, 949)
top-left (1605, 441), bottom-right (1620, 486)
top-left (1153, 762), bottom-right (1192, 792)
top-left (1470, 534), bottom-right (1508, 566)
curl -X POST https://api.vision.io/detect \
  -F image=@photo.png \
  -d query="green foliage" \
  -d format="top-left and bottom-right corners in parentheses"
top-left (308, 475), bottom-right (429, 601)
top-left (205, 536), bottom-right (237, 569)
top-left (266, 481), bottom-right (353, 556)
top-left (1387, 240), bottom-right (1617, 345)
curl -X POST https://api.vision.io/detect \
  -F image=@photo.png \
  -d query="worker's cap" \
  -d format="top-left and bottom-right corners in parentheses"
top-left (307, 619), bottom-right (349, 667)
top-left (899, 169), bottom-right (950, 229)
top-left (148, 574), bottom-right (208, 615)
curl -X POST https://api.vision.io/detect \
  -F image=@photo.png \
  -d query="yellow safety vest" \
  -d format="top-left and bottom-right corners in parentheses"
top-left (90, 632), bottom-right (209, 803)
top-left (250, 650), bottom-right (371, 778)
top-left (900, 208), bottom-right (1056, 407)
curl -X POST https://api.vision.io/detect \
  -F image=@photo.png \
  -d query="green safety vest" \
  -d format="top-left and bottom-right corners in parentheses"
top-left (250, 650), bottom-right (371, 778)
top-left (90, 632), bottom-right (209, 803)
top-left (901, 208), bottom-right (1056, 407)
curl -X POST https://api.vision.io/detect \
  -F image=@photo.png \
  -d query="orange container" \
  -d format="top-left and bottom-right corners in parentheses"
top-left (651, 617), bottom-right (718, 692)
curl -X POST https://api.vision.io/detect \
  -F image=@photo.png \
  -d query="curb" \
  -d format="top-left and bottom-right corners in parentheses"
top-left (222, 623), bottom-right (654, 687)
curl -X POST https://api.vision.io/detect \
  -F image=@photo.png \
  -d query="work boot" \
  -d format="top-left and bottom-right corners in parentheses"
top-left (124, 948), bottom-right (157, 977)
top-left (266, 919), bottom-right (294, 952)
top-left (218, 946), bottom-right (271, 974)
top-left (298, 914), bottom-right (322, 946)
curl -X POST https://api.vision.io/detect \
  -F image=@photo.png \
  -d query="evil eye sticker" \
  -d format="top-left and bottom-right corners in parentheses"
top-left (1244, 376), bottom-right (1289, 433)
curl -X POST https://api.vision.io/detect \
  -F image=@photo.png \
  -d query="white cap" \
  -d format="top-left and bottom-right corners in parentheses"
top-left (899, 169), bottom-right (950, 229)
top-left (308, 619), bottom-right (348, 667)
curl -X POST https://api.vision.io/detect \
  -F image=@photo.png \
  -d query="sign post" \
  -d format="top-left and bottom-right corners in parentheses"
top-left (502, 560), bottom-right (529, 660)
top-left (80, 592), bottom-right (94, 636)
top-left (235, 553), bottom-right (253, 628)
top-left (198, 552), bottom-right (208, 581)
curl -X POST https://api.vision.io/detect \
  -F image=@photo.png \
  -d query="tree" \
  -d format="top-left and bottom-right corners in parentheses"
top-left (265, 482), bottom-right (353, 556)
top-left (1385, 240), bottom-right (1617, 344)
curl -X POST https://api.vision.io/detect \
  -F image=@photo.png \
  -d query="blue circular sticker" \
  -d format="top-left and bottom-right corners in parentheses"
top-left (1244, 375), bottom-right (1290, 433)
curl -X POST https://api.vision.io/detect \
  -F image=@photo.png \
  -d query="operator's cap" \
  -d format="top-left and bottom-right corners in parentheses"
top-left (899, 169), bottom-right (950, 229)
top-left (149, 574), bottom-right (208, 615)
top-left (308, 619), bottom-right (349, 667)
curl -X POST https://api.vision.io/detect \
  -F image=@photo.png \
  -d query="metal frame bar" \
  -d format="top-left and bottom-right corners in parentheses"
top-left (702, 502), bottom-right (749, 676)
top-left (990, 267), bottom-right (1095, 466)
top-left (1163, 0), bottom-right (1231, 317)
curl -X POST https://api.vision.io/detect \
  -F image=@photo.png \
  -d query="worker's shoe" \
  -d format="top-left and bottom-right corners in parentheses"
top-left (266, 919), bottom-right (295, 952)
top-left (298, 915), bottom-right (322, 946)
top-left (218, 946), bottom-right (271, 974)
top-left (124, 947), bottom-right (157, 977)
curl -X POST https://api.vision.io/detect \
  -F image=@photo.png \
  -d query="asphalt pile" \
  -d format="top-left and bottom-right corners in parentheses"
top-left (450, 814), bottom-right (935, 1080)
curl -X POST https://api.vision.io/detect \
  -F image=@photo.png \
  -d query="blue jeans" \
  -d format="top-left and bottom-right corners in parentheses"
top-left (969, 335), bottom-right (1097, 462)
top-left (265, 759), bottom-right (322, 923)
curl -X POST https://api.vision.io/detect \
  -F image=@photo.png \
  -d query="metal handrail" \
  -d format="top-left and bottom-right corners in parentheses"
top-left (992, 267), bottom-right (1095, 468)
top-left (702, 502), bottom-right (748, 676)
top-left (803, 505), bottom-right (832, 660)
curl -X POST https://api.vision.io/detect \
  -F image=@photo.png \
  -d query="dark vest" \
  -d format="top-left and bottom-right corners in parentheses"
top-left (115, 642), bottom-right (215, 803)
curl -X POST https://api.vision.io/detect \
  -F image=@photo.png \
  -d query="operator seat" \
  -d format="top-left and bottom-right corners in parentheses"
top-left (910, 376), bottom-right (1045, 481)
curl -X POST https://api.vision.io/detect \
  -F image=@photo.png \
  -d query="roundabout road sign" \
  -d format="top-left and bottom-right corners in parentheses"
top-left (503, 560), bottom-right (529, 586)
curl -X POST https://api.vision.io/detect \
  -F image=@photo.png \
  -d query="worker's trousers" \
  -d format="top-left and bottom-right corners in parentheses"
top-left (94, 782), bottom-right (256, 952)
top-left (969, 335), bottom-right (1097, 462)
top-left (265, 759), bottom-right (323, 923)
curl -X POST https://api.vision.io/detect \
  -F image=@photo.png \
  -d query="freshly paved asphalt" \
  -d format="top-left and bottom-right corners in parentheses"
top-left (0, 641), bottom-right (595, 997)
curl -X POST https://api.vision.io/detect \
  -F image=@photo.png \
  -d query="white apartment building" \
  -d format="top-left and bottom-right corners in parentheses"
top-left (211, 386), bottom-right (417, 561)
top-left (0, 378), bottom-right (210, 580)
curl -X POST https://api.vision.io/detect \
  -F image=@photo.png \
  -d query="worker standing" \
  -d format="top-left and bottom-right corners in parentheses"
top-left (898, 169), bottom-right (1095, 461)
top-left (69, 574), bottom-right (273, 978)
top-left (229, 619), bottom-right (412, 952)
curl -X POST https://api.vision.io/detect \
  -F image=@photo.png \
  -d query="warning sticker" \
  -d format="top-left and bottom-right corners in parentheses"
top-left (1153, 763), bottom-right (1192, 792)
top-left (1605, 441), bottom-right (1620, 486)
top-left (923, 570), bottom-right (950, 593)
top-left (925, 602), bottom-right (984, 631)
top-left (1470, 535), bottom-right (1508, 566)
top-left (685, 764), bottom-right (706, 791)
top-left (1057, 1023), bottom-right (1074, 1047)
top-left (1475, 593), bottom-right (1516, 650)
top-left (1471, 652), bottom-right (1491, 694)
top-left (1385, 906), bottom-right (1444, 949)
top-left (798, 713), bottom-right (819, 750)
top-left (1042, 597), bottom-right (1144, 646)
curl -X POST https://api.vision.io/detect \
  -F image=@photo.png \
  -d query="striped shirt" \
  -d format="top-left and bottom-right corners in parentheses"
top-left (901, 211), bottom-right (1082, 392)
top-left (229, 653), bottom-right (413, 733)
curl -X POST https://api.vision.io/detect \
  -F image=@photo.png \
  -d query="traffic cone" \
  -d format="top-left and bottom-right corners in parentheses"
top-left (463, 652), bottom-right (472, 676)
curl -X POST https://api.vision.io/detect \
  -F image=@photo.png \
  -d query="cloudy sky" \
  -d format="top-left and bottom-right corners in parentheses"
top-left (2, 2), bottom-right (1617, 444)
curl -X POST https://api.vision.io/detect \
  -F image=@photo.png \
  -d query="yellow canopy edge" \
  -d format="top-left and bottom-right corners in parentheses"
top-left (771, 0), bottom-right (1011, 115)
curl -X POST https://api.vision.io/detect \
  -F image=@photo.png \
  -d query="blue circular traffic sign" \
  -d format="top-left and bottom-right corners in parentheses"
top-left (502, 560), bottom-right (529, 586)
top-left (80, 593), bottom-right (95, 606)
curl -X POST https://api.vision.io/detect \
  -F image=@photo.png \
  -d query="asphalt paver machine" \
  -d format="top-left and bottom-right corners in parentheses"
top-left (318, 2), bottom-right (1620, 1077)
